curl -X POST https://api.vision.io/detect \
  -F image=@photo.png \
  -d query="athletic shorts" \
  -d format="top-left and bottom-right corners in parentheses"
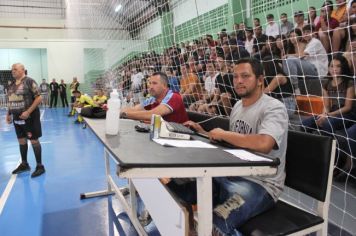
top-left (13, 108), bottom-right (42, 140)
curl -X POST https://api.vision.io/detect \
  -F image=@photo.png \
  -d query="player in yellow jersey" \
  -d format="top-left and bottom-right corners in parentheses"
top-left (69, 90), bottom-right (95, 123)
top-left (92, 88), bottom-right (108, 107)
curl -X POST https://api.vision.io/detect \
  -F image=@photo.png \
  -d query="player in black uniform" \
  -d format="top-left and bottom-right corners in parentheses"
top-left (6, 63), bottom-right (45, 178)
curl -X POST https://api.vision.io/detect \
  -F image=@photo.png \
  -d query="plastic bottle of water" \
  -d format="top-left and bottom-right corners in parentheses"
top-left (106, 89), bottom-right (121, 135)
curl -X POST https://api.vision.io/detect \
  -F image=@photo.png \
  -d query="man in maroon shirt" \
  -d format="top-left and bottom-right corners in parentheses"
top-left (120, 71), bottom-right (188, 123)
top-left (316, 1), bottom-right (340, 52)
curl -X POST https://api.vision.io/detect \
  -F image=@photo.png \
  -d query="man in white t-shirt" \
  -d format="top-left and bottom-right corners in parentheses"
top-left (130, 68), bottom-right (145, 104)
top-left (244, 27), bottom-right (254, 54)
top-left (189, 60), bottom-right (219, 112)
top-left (282, 24), bottom-right (328, 94)
top-left (265, 14), bottom-right (280, 38)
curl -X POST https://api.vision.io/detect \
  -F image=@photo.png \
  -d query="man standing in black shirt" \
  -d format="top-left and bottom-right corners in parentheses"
top-left (49, 78), bottom-right (59, 108)
top-left (59, 79), bottom-right (69, 107)
top-left (6, 63), bottom-right (45, 177)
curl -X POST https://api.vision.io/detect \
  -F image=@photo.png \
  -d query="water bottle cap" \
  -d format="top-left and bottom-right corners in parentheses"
top-left (110, 89), bottom-right (119, 98)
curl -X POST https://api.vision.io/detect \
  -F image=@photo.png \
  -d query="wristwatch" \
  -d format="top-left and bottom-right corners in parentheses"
top-left (120, 111), bottom-right (127, 119)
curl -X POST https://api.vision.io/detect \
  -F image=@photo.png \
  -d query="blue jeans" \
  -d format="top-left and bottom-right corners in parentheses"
top-left (212, 177), bottom-right (275, 235)
top-left (302, 112), bottom-right (356, 134)
top-left (280, 96), bottom-right (296, 117)
top-left (168, 177), bottom-right (275, 235)
top-left (282, 57), bottom-right (318, 90)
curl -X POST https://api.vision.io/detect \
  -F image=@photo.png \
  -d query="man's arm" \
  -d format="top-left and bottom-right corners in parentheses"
top-left (20, 95), bottom-right (42, 120)
top-left (209, 128), bottom-right (276, 154)
top-left (121, 104), bottom-right (172, 121)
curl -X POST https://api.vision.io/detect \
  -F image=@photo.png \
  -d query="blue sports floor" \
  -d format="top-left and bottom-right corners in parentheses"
top-left (0, 108), bottom-right (159, 236)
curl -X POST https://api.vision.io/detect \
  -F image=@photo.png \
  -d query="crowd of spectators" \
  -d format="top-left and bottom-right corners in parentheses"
top-left (112, 0), bottom-right (356, 181)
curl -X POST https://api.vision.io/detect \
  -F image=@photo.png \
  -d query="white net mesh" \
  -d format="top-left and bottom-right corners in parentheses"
top-left (81, 0), bottom-right (356, 233)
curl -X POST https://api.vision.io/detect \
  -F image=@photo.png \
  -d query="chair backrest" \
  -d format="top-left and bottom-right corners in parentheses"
top-left (187, 111), bottom-right (229, 131)
top-left (298, 78), bottom-right (327, 96)
top-left (285, 130), bottom-right (334, 202)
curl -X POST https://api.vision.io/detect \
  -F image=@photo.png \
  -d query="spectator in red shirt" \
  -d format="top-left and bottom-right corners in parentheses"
top-left (120, 71), bottom-right (188, 123)
top-left (316, 1), bottom-right (340, 52)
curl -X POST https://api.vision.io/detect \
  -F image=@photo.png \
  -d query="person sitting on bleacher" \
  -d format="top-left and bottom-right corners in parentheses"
top-left (80, 88), bottom-right (108, 119)
top-left (69, 90), bottom-right (95, 123)
top-left (188, 60), bottom-right (219, 113)
top-left (179, 63), bottom-right (202, 108)
top-left (169, 58), bottom-right (288, 235)
top-left (332, 4), bottom-right (356, 53)
top-left (282, 25), bottom-right (328, 94)
top-left (263, 57), bottom-right (295, 117)
top-left (316, 1), bottom-right (340, 52)
top-left (302, 55), bottom-right (356, 134)
top-left (120, 72), bottom-right (188, 123)
top-left (204, 56), bottom-right (239, 116)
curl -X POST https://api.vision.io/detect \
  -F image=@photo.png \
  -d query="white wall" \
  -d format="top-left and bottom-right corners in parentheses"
top-left (0, 39), bottom-right (148, 83)
top-left (172, 0), bottom-right (228, 26)
top-left (138, 18), bottom-right (162, 40)
top-left (0, 48), bottom-right (47, 83)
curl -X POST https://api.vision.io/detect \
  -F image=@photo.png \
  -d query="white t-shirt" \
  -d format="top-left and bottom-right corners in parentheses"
top-left (204, 73), bottom-right (218, 95)
top-left (229, 94), bottom-right (288, 201)
top-left (131, 72), bottom-right (144, 91)
top-left (265, 22), bottom-right (280, 38)
top-left (244, 37), bottom-right (254, 54)
top-left (304, 38), bottom-right (328, 77)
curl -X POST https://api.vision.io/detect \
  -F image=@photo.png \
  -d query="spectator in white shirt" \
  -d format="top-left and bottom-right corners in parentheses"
top-left (265, 14), bottom-right (280, 38)
top-left (244, 27), bottom-right (254, 54)
top-left (282, 25), bottom-right (328, 94)
top-left (130, 68), bottom-right (145, 104)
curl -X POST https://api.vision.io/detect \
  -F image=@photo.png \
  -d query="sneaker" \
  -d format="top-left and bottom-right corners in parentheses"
top-left (31, 165), bottom-right (45, 178)
top-left (138, 209), bottom-right (152, 226)
top-left (119, 186), bottom-right (130, 196)
top-left (12, 163), bottom-right (30, 174)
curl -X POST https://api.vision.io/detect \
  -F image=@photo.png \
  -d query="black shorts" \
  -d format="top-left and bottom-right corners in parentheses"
top-left (13, 108), bottom-right (42, 140)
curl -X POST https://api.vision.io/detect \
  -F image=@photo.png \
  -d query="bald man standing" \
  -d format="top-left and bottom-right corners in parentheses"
top-left (6, 63), bottom-right (45, 178)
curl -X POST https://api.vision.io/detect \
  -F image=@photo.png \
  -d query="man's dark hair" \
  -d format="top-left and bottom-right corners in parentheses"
top-left (205, 60), bottom-right (216, 67)
top-left (152, 71), bottom-right (169, 86)
top-left (281, 13), bottom-right (287, 17)
top-left (322, 0), bottom-right (334, 11)
top-left (254, 18), bottom-right (260, 23)
top-left (267, 14), bottom-right (274, 19)
top-left (235, 58), bottom-right (263, 78)
top-left (73, 90), bottom-right (81, 94)
top-left (302, 24), bottom-right (315, 32)
top-left (181, 63), bottom-right (190, 68)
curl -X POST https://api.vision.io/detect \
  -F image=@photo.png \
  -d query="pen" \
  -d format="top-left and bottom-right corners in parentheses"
top-left (163, 143), bottom-right (175, 147)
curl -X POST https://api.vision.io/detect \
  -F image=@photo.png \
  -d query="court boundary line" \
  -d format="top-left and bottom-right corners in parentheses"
top-left (0, 109), bottom-right (46, 215)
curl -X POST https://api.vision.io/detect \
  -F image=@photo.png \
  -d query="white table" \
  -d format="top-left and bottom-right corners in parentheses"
top-left (81, 118), bottom-right (279, 236)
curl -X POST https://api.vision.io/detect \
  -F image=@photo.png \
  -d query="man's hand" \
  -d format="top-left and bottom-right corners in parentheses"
top-left (160, 178), bottom-right (171, 185)
top-left (209, 128), bottom-right (225, 142)
top-left (19, 110), bottom-right (30, 120)
top-left (183, 120), bottom-right (206, 134)
top-left (6, 113), bottom-right (12, 124)
top-left (316, 113), bottom-right (328, 127)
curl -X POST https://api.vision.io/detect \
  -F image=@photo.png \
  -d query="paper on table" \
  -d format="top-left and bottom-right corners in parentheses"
top-left (224, 149), bottom-right (273, 162)
top-left (153, 138), bottom-right (217, 148)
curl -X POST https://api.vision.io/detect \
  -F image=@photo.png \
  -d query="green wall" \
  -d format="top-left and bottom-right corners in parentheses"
top-left (148, 34), bottom-right (165, 53)
top-left (249, 0), bottom-right (326, 26)
top-left (174, 4), bottom-right (229, 43)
